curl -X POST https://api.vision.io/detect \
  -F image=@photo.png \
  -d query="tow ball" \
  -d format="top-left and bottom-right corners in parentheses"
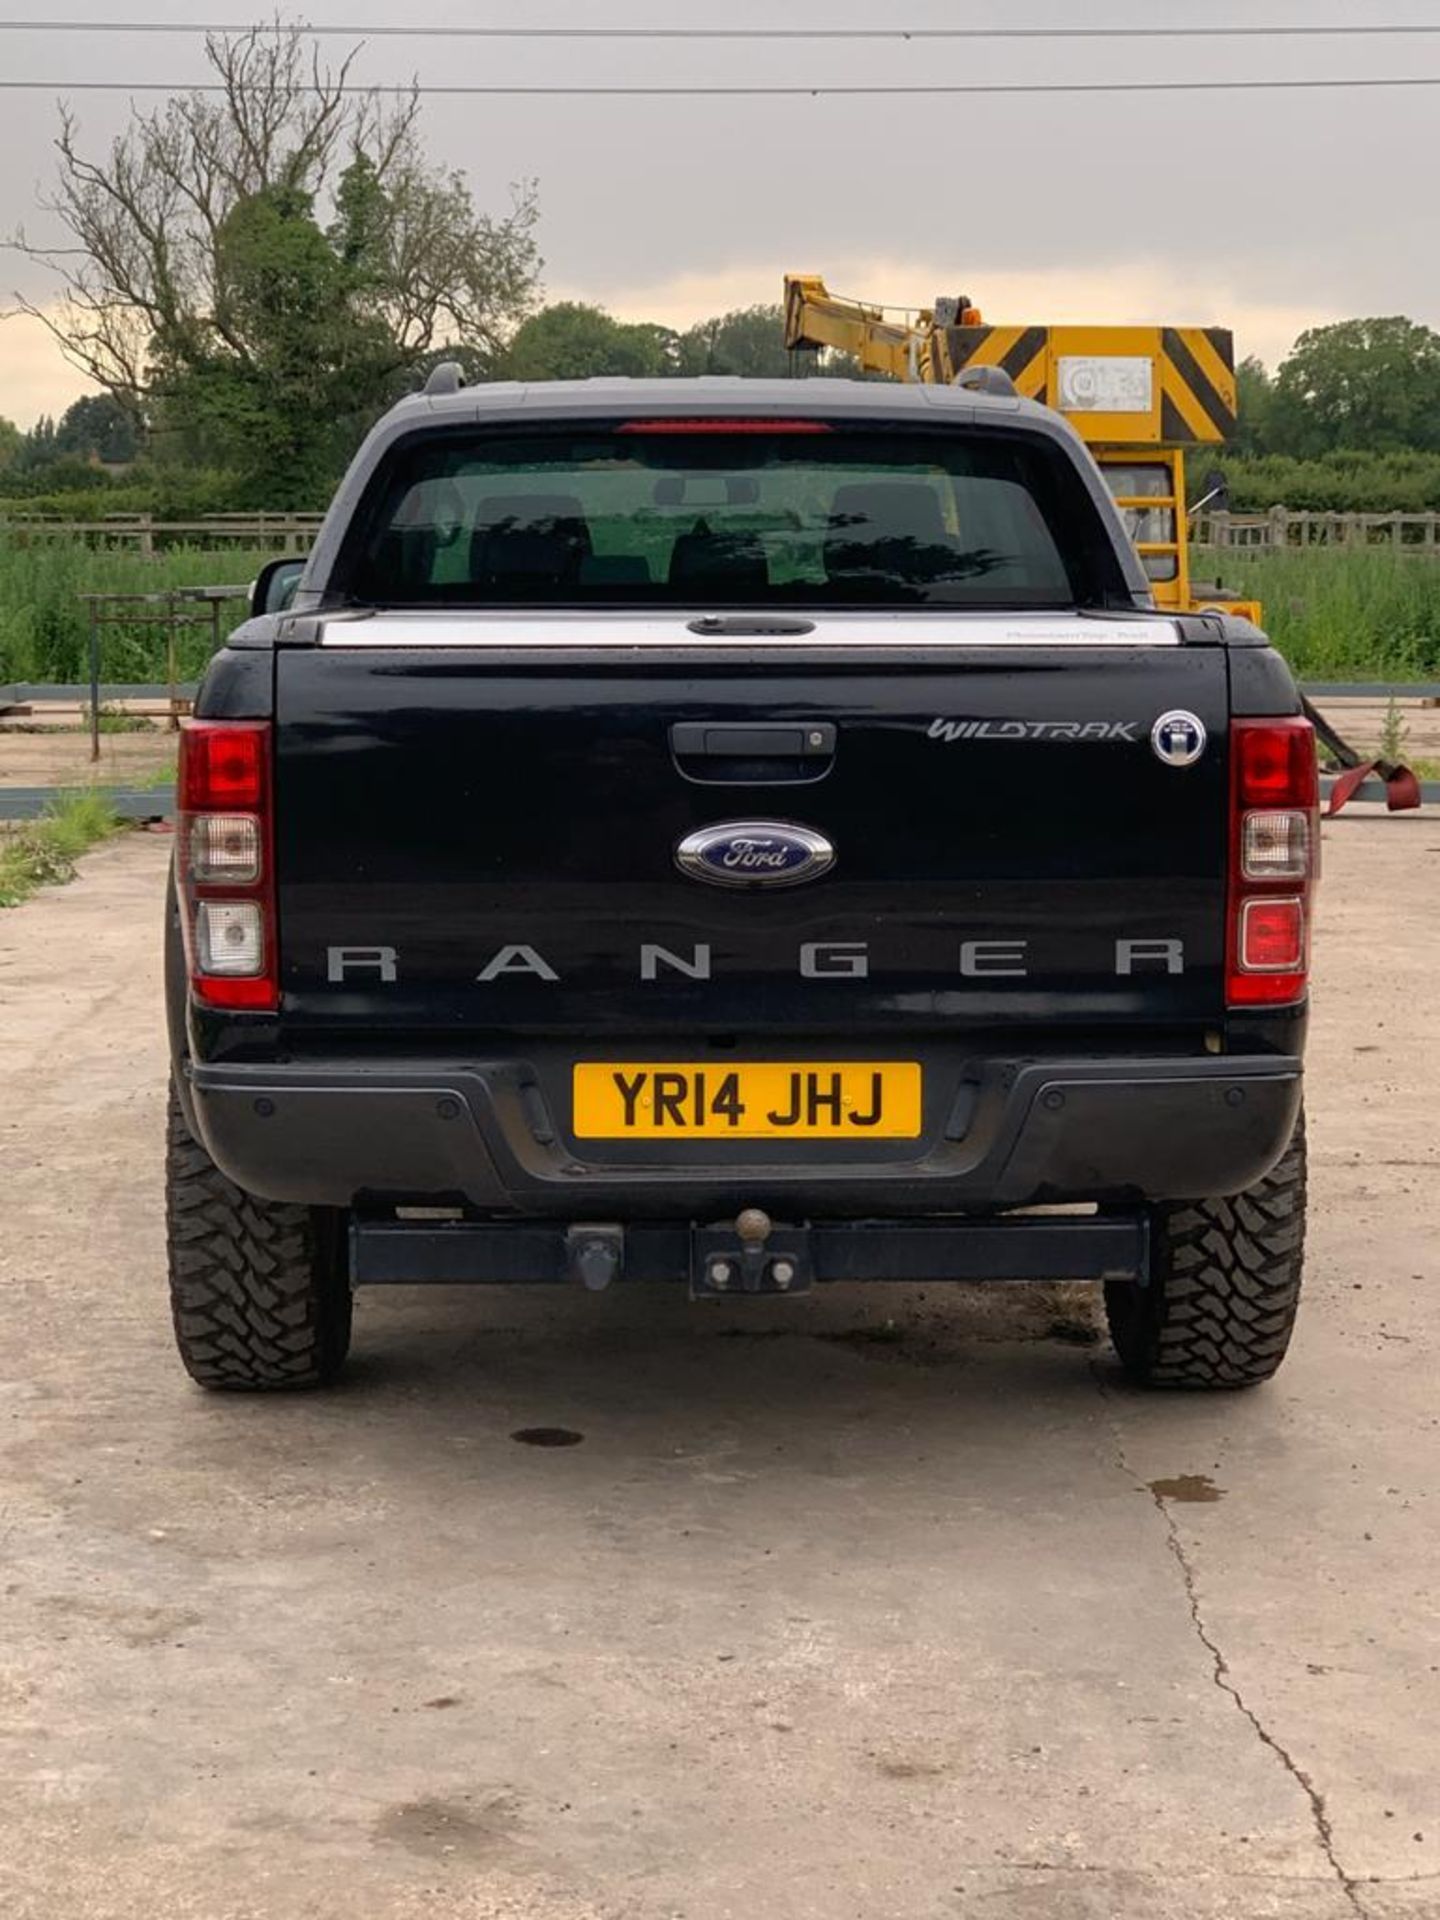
top-left (693, 1208), bottom-right (813, 1299)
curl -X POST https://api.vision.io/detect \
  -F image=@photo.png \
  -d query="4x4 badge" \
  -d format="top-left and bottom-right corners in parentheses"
top-left (1151, 710), bottom-right (1207, 768)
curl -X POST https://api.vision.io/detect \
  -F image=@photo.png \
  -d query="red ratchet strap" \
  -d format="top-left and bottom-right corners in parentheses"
top-left (1301, 696), bottom-right (1422, 816)
top-left (1325, 759), bottom-right (1423, 815)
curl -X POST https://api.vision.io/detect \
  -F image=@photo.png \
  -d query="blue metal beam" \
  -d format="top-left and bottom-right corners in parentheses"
top-left (0, 787), bottom-right (173, 821)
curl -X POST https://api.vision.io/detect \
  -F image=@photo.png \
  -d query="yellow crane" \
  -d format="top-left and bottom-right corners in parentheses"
top-left (783, 273), bottom-right (1420, 811)
top-left (783, 273), bottom-right (1239, 617)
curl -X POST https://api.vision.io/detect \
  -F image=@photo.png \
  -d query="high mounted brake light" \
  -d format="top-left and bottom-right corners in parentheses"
top-left (614, 419), bottom-right (832, 434)
top-left (177, 719), bottom-right (277, 1011)
top-left (1227, 716), bottom-right (1319, 1007)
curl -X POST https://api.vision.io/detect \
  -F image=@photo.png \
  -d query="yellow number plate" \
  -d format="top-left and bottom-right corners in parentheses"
top-left (572, 1062), bottom-right (922, 1140)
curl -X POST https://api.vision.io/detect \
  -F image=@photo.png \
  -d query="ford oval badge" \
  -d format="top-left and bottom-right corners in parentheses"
top-left (676, 821), bottom-right (835, 889)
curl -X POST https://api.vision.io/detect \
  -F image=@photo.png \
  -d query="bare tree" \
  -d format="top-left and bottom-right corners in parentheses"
top-left (8, 24), bottom-right (540, 485)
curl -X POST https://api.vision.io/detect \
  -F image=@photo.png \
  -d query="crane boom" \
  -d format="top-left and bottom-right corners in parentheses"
top-left (783, 275), bottom-right (1235, 442)
top-left (781, 274), bottom-right (1419, 814)
top-left (782, 275), bottom-right (982, 382)
top-left (783, 273), bottom-right (1238, 614)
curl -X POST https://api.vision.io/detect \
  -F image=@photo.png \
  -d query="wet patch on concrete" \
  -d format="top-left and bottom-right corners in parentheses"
top-left (817, 1323), bottom-right (907, 1348)
top-left (1044, 1317), bottom-right (1102, 1347)
top-left (510, 1427), bottom-right (584, 1448)
top-left (1148, 1473), bottom-right (1226, 1504)
top-left (873, 1754), bottom-right (950, 1781)
top-left (373, 1792), bottom-right (519, 1860)
top-left (43, 1595), bottom-right (203, 1648)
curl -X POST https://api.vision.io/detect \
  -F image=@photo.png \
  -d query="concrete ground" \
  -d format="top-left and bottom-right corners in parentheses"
top-left (0, 723), bottom-right (176, 791)
top-left (1, 817), bottom-right (1437, 1920)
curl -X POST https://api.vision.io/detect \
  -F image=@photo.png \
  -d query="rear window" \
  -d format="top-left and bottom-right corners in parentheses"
top-left (340, 420), bottom-right (1130, 611)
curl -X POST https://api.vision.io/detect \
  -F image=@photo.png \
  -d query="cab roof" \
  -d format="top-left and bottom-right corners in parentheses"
top-left (301, 373), bottom-right (1146, 603)
top-left (388, 373), bottom-right (1034, 426)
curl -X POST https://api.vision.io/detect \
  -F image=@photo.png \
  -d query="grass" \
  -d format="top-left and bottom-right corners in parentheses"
top-left (0, 789), bottom-right (126, 907)
top-left (93, 704), bottom-right (159, 733)
top-left (1191, 546), bottom-right (1440, 680)
top-left (129, 758), bottom-right (179, 790)
top-left (4, 531), bottom-right (1440, 685)
top-left (0, 536), bottom-right (273, 684)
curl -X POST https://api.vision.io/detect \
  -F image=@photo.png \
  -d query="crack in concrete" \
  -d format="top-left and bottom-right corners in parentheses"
top-left (1148, 1491), bottom-right (1368, 1919)
top-left (1089, 1361), bottom-right (1370, 1920)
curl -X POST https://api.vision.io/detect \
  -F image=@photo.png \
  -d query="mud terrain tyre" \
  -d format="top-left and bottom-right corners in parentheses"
top-left (1105, 1115), bottom-right (1306, 1389)
top-left (166, 1086), bottom-right (352, 1389)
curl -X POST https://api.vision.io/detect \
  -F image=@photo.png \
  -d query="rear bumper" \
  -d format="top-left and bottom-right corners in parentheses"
top-left (186, 1052), bottom-right (1303, 1214)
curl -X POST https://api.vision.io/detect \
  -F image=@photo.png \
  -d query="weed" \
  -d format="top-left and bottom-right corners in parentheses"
top-left (0, 789), bottom-right (124, 907)
top-left (1378, 696), bottom-right (1410, 763)
top-left (90, 703), bottom-right (157, 734)
top-left (130, 758), bottom-right (179, 791)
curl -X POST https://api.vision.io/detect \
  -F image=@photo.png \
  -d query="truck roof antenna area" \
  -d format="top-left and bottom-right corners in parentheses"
top-left (425, 361), bottom-right (465, 396)
top-left (952, 364), bottom-right (1017, 398)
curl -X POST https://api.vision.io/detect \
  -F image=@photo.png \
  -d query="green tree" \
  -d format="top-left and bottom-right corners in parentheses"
top-left (676, 303), bottom-right (793, 378)
top-left (0, 416), bottom-right (22, 470)
top-left (1232, 355), bottom-right (1274, 456)
top-left (18, 415), bottom-right (57, 472)
top-left (11, 25), bottom-right (541, 503)
top-left (53, 393), bottom-right (140, 464)
top-left (503, 302), bottom-right (677, 380)
top-left (1268, 317), bottom-right (1440, 456)
top-left (146, 181), bottom-right (403, 499)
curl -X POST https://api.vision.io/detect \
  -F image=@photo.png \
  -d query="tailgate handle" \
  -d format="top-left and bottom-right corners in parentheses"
top-left (670, 722), bottom-right (836, 785)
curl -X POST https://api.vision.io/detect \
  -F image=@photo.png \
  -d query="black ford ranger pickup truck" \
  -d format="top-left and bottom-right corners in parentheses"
top-left (165, 373), bottom-right (1316, 1392)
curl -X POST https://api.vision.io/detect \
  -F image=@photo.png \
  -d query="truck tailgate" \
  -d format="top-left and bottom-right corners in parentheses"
top-left (272, 633), bottom-right (1228, 1041)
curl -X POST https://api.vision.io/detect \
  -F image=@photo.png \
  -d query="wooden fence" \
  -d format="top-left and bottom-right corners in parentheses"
top-left (0, 512), bottom-right (323, 553)
top-left (9, 504), bottom-right (1440, 556)
top-left (1193, 508), bottom-right (1440, 551)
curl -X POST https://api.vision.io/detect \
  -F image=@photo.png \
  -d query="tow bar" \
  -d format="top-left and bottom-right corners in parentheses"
top-left (349, 1211), bottom-right (1151, 1295)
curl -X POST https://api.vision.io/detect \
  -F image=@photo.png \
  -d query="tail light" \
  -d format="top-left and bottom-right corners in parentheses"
top-left (177, 720), bottom-right (277, 1011)
top-left (1227, 717), bottom-right (1319, 1006)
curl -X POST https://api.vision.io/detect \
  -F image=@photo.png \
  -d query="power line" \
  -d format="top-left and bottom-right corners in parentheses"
top-left (5, 18), bottom-right (1440, 36)
top-left (6, 75), bottom-right (1440, 95)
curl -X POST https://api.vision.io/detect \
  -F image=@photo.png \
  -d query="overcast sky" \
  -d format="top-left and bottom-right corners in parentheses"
top-left (4, 0), bottom-right (1440, 425)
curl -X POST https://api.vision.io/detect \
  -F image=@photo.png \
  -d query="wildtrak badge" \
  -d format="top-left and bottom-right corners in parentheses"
top-left (928, 717), bottom-right (1140, 743)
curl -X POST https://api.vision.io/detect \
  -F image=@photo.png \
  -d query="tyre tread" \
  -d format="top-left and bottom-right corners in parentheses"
top-left (165, 1088), bottom-right (351, 1390)
top-left (1105, 1117), bottom-right (1306, 1390)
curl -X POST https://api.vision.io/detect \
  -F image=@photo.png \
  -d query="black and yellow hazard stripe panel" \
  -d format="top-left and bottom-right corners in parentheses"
top-left (938, 323), bottom-right (1235, 446)
top-left (1160, 328), bottom-right (1236, 443)
top-left (937, 325), bottom-right (1049, 398)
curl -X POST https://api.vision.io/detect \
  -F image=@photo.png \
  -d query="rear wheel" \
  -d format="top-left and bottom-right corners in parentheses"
top-left (1105, 1114), bottom-right (1306, 1389)
top-left (166, 1086), bottom-right (352, 1389)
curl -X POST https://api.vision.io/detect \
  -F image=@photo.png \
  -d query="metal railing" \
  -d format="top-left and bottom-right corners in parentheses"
top-left (75, 587), bottom-right (250, 758)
